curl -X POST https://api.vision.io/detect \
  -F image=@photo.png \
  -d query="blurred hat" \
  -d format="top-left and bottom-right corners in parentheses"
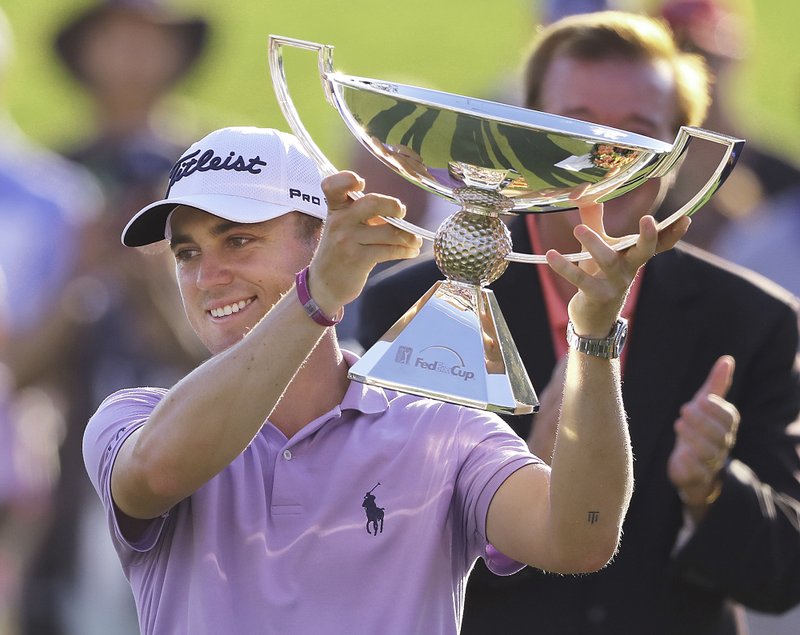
top-left (659, 0), bottom-right (747, 60)
top-left (122, 127), bottom-right (327, 247)
top-left (54, 0), bottom-right (209, 84)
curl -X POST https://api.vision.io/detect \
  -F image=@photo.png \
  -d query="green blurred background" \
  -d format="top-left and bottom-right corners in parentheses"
top-left (1, 0), bottom-right (798, 168)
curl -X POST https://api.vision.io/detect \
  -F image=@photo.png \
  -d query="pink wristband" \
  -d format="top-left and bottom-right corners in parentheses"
top-left (295, 266), bottom-right (343, 327)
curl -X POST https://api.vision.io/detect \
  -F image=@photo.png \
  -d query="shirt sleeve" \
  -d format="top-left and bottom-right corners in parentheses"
top-left (453, 408), bottom-right (542, 575)
top-left (82, 387), bottom-right (171, 553)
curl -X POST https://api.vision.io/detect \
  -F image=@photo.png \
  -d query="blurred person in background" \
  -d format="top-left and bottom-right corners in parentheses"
top-left (19, 1), bottom-right (211, 633)
top-left (357, 11), bottom-right (800, 634)
top-left (54, 0), bottom-right (209, 217)
top-left (539, 0), bottom-right (800, 255)
top-left (655, 0), bottom-right (800, 250)
top-left (0, 268), bottom-right (62, 635)
top-left (0, 8), bottom-right (102, 635)
top-left (710, 63), bottom-right (800, 629)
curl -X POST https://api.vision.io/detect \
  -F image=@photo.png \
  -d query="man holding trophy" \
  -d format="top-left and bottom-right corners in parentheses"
top-left (359, 10), bottom-right (800, 635)
top-left (81, 115), bottom-right (686, 633)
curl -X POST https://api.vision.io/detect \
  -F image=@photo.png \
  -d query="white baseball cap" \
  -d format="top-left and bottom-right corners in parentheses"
top-left (122, 126), bottom-right (327, 247)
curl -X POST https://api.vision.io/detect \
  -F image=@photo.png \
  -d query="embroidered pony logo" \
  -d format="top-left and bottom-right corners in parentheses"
top-left (362, 482), bottom-right (384, 536)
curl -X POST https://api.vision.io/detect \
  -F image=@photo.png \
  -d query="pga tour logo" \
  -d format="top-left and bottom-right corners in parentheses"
top-left (394, 345), bottom-right (475, 382)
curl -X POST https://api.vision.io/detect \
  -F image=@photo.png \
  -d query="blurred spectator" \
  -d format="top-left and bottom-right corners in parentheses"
top-left (358, 11), bottom-right (800, 634)
top-left (690, 189), bottom-right (800, 635)
top-left (50, 0), bottom-right (210, 366)
top-left (656, 0), bottom-right (800, 250)
top-left (54, 0), bottom-right (208, 220)
top-left (0, 269), bottom-right (62, 635)
top-left (0, 8), bottom-right (102, 635)
top-left (18, 2), bottom-right (211, 634)
top-left (714, 159), bottom-right (800, 635)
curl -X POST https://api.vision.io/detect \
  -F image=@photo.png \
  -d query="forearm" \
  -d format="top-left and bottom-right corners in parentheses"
top-left (547, 350), bottom-right (633, 566)
top-left (114, 288), bottom-right (327, 517)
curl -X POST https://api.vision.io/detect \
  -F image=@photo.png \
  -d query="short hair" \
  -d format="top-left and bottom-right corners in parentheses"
top-left (293, 212), bottom-right (323, 247)
top-left (523, 11), bottom-right (711, 129)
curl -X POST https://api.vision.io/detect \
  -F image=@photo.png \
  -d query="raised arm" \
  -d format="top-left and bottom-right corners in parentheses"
top-left (110, 172), bottom-right (422, 523)
top-left (486, 210), bottom-right (689, 574)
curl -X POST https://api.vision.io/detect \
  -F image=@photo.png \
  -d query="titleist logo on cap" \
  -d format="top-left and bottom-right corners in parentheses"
top-left (167, 149), bottom-right (268, 194)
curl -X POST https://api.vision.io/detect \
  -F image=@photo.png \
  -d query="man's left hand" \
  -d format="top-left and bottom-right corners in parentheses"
top-left (668, 355), bottom-right (740, 514)
top-left (545, 201), bottom-right (690, 337)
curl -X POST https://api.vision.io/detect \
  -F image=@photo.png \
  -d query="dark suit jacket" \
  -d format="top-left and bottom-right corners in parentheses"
top-left (357, 216), bottom-right (800, 635)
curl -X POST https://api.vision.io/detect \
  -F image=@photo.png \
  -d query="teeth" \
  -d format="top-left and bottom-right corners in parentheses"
top-left (210, 299), bottom-right (252, 318)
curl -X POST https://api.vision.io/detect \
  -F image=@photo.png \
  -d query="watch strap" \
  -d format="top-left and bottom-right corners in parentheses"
top-left (566, 318), bottom-right (628, 359)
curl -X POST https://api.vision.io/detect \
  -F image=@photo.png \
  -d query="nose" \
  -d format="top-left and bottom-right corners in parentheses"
top-left (195, 251), bottom-right (234, 290)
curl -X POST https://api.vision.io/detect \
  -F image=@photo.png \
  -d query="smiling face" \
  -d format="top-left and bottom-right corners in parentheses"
top-left (537, 55), bottom-right (679, 240)
top-left (168, 206), bottom-right (317, 354)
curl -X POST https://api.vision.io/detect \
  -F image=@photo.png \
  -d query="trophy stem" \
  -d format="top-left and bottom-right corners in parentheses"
top-left (433, 206), bottom-right (512, 287)
top-left (347, 203), bottom-right (540, 414)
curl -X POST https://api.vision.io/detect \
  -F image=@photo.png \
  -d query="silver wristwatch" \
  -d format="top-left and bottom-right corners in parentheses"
top-left (566, 318), bottom-right (629, 359)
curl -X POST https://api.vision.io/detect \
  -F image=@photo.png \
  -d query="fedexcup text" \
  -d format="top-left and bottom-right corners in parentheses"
top-left (414, 358), bottom-right (475, 381)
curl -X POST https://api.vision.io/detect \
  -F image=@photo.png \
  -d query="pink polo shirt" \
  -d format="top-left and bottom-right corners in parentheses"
top-left (83, 351), bottom-right (539, 635)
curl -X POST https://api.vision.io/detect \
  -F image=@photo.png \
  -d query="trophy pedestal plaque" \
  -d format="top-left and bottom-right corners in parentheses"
top-left (351, 206), bottom-right (538, 414)
top-left (268, 35), bottom-right (744, 414)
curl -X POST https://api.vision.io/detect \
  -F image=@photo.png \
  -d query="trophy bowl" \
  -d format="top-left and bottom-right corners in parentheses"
top-left (320, 74), bottom-right (673, 213)
top-left (268, 34), bottom-right (744, 414)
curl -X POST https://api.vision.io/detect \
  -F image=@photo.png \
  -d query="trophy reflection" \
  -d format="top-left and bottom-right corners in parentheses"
top-left (268, 35), bottom-right (744, 415)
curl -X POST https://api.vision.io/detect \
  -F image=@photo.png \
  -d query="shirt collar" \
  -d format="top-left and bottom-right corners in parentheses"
top-left (340, 349), bottom-right (390, 415)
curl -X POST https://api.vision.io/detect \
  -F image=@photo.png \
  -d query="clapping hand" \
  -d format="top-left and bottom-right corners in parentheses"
top-left (668, 355), bottom-right (740, 517)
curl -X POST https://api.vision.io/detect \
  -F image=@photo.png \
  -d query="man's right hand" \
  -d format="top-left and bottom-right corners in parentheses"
top-left (308, 171), bottom-right (423, 317)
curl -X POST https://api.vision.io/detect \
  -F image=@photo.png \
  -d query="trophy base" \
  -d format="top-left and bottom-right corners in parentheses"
top-left (348, 280), bottom-right (539, 415)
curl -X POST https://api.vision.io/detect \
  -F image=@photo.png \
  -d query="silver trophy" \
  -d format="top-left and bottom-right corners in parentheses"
top-left (268, 35), bottom-right (744, 415)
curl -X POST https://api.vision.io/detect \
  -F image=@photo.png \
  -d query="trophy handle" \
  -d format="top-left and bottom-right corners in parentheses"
top-left (268, 35), bottom-right (436, 241)
top-left (505, 126), bottom-right (745, 264)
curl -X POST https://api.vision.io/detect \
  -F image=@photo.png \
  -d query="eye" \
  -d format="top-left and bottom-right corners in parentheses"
top-left (172, 246), bottom-right (199, 263)
top-left (227, 235), bottom-right (254, 248)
